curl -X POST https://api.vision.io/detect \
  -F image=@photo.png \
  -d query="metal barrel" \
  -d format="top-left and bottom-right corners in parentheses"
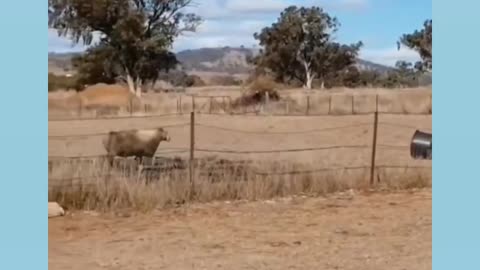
top-left (410, 130), bottom-right (432, 160)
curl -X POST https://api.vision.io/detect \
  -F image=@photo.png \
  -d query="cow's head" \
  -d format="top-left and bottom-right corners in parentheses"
top-left (158, 128), bottom-right (171, 142)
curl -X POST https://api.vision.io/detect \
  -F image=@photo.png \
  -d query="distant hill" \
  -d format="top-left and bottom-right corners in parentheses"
top-left (49, 47), bottom-right (395, 75)
top-left (175, 47), bottom-right (395, 74)
top-left (48, 52), bottom-right (82, 75)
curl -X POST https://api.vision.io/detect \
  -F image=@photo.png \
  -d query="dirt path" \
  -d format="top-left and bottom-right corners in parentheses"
top-left (49, 189), bottom-right (431, 270)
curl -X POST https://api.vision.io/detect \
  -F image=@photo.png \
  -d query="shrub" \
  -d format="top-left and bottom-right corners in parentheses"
top-left (249, 75), bottom-right (277, 92)
top-left (185, 74), bottom-right (206, 87)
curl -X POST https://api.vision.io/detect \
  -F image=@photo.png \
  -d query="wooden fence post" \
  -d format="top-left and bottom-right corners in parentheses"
top-left (369, 109), bottom-right (379, 186)
top-left (209, 97), bottom-right (213, 114)
top-left (261, 91), bottom-right (269, 115)
top-left (189, 111), bottom-right (196, 196)
top-left (351, 95), bottom-right (355, 114)
top-left (306, 95), bottom-right (310, 115)
top-left (179, 95), bottom-right (183, 114)
top-left (78, 99), bottom-right (83, 117)
top-left (328, 95), bottom-right (332, 115)
top-left (191, 95), bottom-right (196, 113)
top-left (129, 98), bottom-right (133, 116)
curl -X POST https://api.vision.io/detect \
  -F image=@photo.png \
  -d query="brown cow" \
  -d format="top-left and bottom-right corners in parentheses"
top-left (102, 127), bottom-right (171, 166)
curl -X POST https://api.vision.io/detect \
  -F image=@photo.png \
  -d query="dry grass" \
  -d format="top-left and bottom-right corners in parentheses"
top-left (49, 156), bottom-right (431, 212)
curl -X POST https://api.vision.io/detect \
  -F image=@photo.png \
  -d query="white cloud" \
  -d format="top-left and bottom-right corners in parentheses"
top-left (225, 0), bottom-right (287, 13)
top-left (48, 28), bottom-right (88, 53)
top-left (359, 45), bottom-right (421, 67)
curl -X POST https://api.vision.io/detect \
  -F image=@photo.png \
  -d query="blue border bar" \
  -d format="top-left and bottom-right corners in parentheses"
top-left (433, 0), bottom-right (480, 269)
top-left (0, 1), bottom-right (47, 269)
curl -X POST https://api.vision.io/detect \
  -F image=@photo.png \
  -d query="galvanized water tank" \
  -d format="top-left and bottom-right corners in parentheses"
top-left (410, 130), bottom-right (432, 160)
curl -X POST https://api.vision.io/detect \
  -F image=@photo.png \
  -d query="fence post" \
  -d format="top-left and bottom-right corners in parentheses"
top-left (264, 91), bottom-right (270, 115)
top-left (78, 99), bottom-right (83, 117)
top-left (191, 95), bottom-right (196, 113)
top-left (129, 97), bottom-right (133, 116)
top-left (306, 95), bottom-right (310, 115)
top-left (179, 95), bottom-right (183, 114)
top-left (369, 110), bottom-right (379, 186)
top-left (189, 111), bottom-right (196, 196)
top-left (328, 95), bottom-right (332, 115)
top-left (209, 97), bottom-right (213, 114)
top-left (351, 95), bottom-right (355, 114)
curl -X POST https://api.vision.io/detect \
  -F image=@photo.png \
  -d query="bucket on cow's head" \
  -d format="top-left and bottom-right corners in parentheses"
top-left (410, 129), bottom-right (432, 160)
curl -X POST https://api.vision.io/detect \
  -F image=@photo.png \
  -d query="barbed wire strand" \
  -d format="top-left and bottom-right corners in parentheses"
top-left (194, 122), bottom-right (372, 135)
top-left (49, 112), bottom-right (188, 122)
top-left (48, 149), bottom-right (189, 160)
top-left (378, 122), bottom-right (432, 131)
top-left (377, 144), bottom-right (410, 150)
top-left (196, 111), bottom-right (377, 117)
top-left (379, 111), bottom-right (431, 116)
top-left (194, 145), bottom-right (369, 154)
top-left (48, 123), bottom-right (190, 139)
top-left (253, 166), bottom-right (369, 176)
top-left (49, 110), bottom-right (431, 123)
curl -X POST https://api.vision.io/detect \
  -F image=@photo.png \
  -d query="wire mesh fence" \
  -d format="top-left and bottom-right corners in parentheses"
top-left (49, 108), bottom-right (431, 194)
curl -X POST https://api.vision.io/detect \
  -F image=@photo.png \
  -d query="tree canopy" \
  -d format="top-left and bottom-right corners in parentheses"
top-left (48, 0), bottom-right (201, 96)
top-left (398, 19), bottom-right (432, 71)
top-left (252, 6), bottom-right (363, 89)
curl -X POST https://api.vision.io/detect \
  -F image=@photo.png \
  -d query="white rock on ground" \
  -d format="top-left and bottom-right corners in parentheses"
top-left (48, 202), bottom-right (65, 218)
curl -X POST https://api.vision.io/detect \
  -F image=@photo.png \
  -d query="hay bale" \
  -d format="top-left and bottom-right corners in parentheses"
top-left (48, 202), bottom-right (65, 218)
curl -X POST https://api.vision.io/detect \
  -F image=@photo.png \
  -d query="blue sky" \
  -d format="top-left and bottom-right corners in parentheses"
top-left (48, 0), bottom-right (431, 66)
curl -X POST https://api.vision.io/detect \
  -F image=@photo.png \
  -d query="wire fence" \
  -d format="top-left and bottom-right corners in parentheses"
top-left (48, 92), bottom-right (432, 122)
top-left (49, 106), bottom-right (432, 191)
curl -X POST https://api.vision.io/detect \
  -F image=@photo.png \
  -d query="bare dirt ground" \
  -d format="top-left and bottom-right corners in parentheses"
top-left (49, 188), bottom-right (431, 270)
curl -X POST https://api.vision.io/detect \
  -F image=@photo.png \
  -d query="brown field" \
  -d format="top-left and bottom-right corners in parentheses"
top-left (49, 188), bottom-right (432, 270)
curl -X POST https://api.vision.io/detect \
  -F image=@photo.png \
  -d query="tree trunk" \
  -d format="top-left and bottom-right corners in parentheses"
top-left (302, 60), bottom-right (314, 90)
top-left (126, 74), bottom-right (136, 94)
top-left (134, 78), bottom-right (142, 98)
top-left (125, 72), bottom-right (143, 98)
top-left (306, 75), bottom-right (314, 90)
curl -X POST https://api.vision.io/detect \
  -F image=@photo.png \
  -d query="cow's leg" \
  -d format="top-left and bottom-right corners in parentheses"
top-left (106, 154), bottom-right (114, 167)
top-left (136, 156), bottom-right (144, 181)
top-left (104, 155), bottom-right (115, 182)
